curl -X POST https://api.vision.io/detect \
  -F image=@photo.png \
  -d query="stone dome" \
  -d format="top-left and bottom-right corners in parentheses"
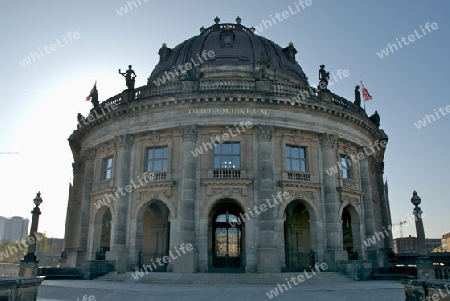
top-left (147, 19), bottom-right (309, 86)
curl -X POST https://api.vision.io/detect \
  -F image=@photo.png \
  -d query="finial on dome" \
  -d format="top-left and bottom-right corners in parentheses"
top-left (214, 16), bottom-right (220, 24)
top-left (289, 41), bottom-right (294, 47)
top-left (236, 16), bottom-right (242, 24)
top-left (200, 26), bottom-right (205, 34)
top-left (250, 26), bottom-right (256, 33)
top-left (162, 42), bottom-right (167, 48)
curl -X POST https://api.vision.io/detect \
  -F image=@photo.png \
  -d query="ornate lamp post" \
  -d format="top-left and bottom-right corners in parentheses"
top-left (19, 192), bottom-right (43, 277)
top-left (410, 190), bottom-right (434, 278)
top-left (411, 191), bottom-right (427, 257)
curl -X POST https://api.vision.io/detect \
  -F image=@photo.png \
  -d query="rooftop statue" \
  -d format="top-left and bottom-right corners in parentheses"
top-left (119, 65), bottom-right (137, 90)
top-left (258, 51), bottom-right (270, 78)
top-left (318, 65), bottom-right (329, 91)
top-left (369, 110), bottom-right (381, 127)
top-left (354, 85), bottom-right (361, 107)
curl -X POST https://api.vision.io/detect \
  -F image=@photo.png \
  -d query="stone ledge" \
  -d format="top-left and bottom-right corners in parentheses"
top-left (0, 277), bottom-right (43, 301)
top-left (402, 279), bottom-right (450, 301)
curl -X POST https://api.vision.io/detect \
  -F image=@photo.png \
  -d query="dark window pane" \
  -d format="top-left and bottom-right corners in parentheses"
top-left (233, 157), bottom-right (240, 169)
top-left (148, 149), bottom-right (154, 159)
top-left (222, 144), bottom-right (232, 154)
top-left (286, 146), bottom-right (291, 157)
top-left (214, 144), bottom-right (220, 154)
top-left (228, 214), bottom-right (238, 223)
top-left (291, 147), bottom-right (299, 158)
top-left (300, 160), bottom-right (306, 172)
top-left (154, 160), bottom-right (162, 171)
top-left (214, 157), bottom-right (221, 168)
top-left (147, 162), bottom-right (153, 172)
top-left (300, 147), bottom-right (306, 158)
top-left (162, 160), bottom-right (167, 171)
top-left (154, 148), bottom-right (163, 158)
top-left (292, 159), bottom-right (300, 171)
top-left (163, 147), bottom-right (168, 158)
top-left (286, 158), bottom-right (291, 170)
top-left (233, 143), bottom-right (240, 154)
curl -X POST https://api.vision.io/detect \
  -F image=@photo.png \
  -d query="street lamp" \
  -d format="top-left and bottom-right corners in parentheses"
top-left (23, 192), bottom-right (43, 263)
top-left (410, 190), bottom-right (432, 266)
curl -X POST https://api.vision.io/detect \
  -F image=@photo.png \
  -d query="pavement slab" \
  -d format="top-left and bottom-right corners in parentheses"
top-left (37, 279), bottom-right (405, 301)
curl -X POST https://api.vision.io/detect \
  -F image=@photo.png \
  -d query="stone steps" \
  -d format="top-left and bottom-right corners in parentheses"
top-left (131, 272), bottom-right (354, 285)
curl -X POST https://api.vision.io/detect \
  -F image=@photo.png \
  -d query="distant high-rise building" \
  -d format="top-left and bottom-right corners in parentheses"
top-left (0, 216), bottom-right (29, 243)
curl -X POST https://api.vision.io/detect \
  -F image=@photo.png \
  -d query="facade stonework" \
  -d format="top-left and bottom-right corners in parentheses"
top-left (61, 21), bottom-right (392, 274)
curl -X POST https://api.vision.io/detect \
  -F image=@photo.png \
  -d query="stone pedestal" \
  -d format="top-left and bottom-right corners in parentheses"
top-left (18, 261), bottom-right (39, 277)
top-left (325, 249), bottom-right (347, 271)
top-left (172, 248), bottom-right (197, 273)
top-left (337, 260), bottom-right (373, 280)
top-left (319, 90), bottom-right (332, 102)
top-left (417, 263), bottom-right (436, 280)
top-left (105, 250), bottom-right (128, 273)
top-left (182, 80), bottom-right (197, 92)
top-left (255, 80), bottom-right (271, 92)
top-left (256, 246), bottom-right (280, 273)
top-left (60, 250), bottom-right (78, 267)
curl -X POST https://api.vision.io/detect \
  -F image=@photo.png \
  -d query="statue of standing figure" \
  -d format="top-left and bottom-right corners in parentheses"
top-left (318, 65), bottom-right (330, 90)
top-left (354, 85), bottom-right (361, 107)
top-left (119, 65), bottom-right (137, 90)
top-left (258, 52), bottom-right (271, 78)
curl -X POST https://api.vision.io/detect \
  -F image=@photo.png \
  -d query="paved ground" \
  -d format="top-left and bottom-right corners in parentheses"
top-left (37, 279), bottom-right (405, 301)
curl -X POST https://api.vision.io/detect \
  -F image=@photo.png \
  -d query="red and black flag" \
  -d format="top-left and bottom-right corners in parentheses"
top-left (86, 81), bottom-right (98, 101)
top-left (360, 81), bottom-right (372, 102)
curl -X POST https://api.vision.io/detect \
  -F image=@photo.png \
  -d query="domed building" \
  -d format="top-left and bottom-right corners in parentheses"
top-left (61, 18), bottom-right (393, 276)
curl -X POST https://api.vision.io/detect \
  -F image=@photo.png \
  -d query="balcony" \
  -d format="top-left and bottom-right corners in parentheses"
top-left (210, 169), bottom-right (243, 179)
top-left (142, 171), bottom-right (170, 182)
top-left (286, 171), bottom-right (311, 182)
top-left (340, 178), bottom-right (357, 189)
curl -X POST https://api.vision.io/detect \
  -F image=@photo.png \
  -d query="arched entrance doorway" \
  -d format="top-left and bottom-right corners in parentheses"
top-left (139, 200), bottom-right (170, 271)
top-left (209, 200), bottom-right (244, 272)
top-left (92, 207), bottom-right (111, 260)
top-left (284, 201), bottom-right (314, 270)
top-left (342, 205), bottom-right (361, 260)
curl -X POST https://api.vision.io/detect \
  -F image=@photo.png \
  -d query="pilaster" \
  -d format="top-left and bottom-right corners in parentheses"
top-left (106, 134), bottom-right (134, 272)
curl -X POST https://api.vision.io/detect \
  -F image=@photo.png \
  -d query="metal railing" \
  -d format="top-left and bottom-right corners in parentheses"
top-left (285, 251), bottom-right (315, 271)
top-left (138, 251), bottom-right (168, 272)
top-left (213, 169), bottom-right (241, 179)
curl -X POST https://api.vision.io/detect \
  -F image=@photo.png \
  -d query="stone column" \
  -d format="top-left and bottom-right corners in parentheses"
top-left (106, 134), bottom-right (134, 272)
top-left (76, 149), bottom-right (96, 266)
top-left (319, 133), bottom-right (346, 269)
top-left (376, 162), bottom-right (392, 247)
top-left (375, 161), bottom-right (393, 267)
top-left (255, 125), bottom-right (279, 272)
top-left (359, 149), bottom-right (376, 260)
top-left (173, 125), bottom-right (198, 272)
top-left (61, 161), bottom-right (84, 267)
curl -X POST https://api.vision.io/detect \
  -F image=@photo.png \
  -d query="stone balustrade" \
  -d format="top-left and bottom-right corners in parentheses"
top-left (0, 277), bottom-right (43, 301)
top-left (0, 264), bottom-right (19, 278)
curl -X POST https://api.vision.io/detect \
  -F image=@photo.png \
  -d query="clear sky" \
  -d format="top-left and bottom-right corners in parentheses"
top-left (0, 0), bottom-right (448, 239)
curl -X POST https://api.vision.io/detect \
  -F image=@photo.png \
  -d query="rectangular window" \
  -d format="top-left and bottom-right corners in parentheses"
top-left (340, 155), bottom-right (352, 179)
top-left (214, 142), bottom-right (240, 169)
top-left (101, 157), bottom-right (113, 180)
top-left (286, 145), bottom-right (307, 172)
top-left (146, 147), bottom-right (168, 172)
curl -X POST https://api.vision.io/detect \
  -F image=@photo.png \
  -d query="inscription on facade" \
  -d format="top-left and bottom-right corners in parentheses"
top-left (187, 108), bottom-right (268, 115)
